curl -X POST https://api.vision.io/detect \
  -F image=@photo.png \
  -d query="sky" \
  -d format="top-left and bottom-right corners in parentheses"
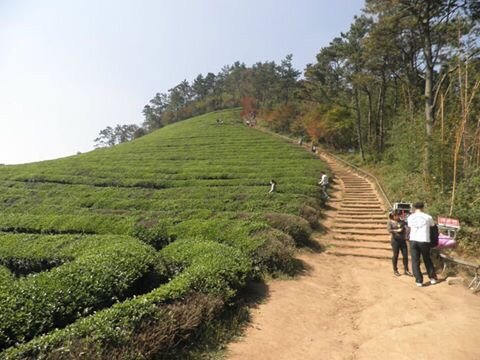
top-left (0, 0), bottom-right (364, 164)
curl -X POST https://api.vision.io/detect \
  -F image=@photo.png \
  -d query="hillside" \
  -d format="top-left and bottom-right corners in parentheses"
top-left (0, 109), bottom-right (326, 358)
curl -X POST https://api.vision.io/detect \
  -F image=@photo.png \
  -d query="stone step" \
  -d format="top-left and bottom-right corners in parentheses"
top-left (343, 187), bottom-right (374, 191)
top-left (335, 228), bottom-right (389, 236)
top-left (337, 210), bottom-right (386, 215)
top-left (325, 239), bottom-right (391, 250)
top-left (341, 199), bottom-right (381, 203)
top-left (333, 223), bottom-right (387, 230)
top-left (342, 194), bottom-right (378, 197)
top-left (342, 197), bottom-right (380, 201)
top-left (333, 234), bottom-right (391, 242)
top-left (334, 218), bottom-right (388, 224)
top-left (341, 183), bottom-right (372, 186)
top-left (342, 183), bottom-right (371, 187)
top-left (340, 204), bottom-right (384, 209)
top-left (325, 247), bottom-right (392, 260)
top-left (344, 184), bottom-right (374, 192)
top-left (338, 208), bottom-right (386, 212)
top-left (335, 213), bottom-right (387, 218)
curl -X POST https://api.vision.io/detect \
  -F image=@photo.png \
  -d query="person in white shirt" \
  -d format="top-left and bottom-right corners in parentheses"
top-left (318, 172), bottom-right (329, 200)
top-left (269, 179), bottom-right (277, 193)
top-left (407, 202), bottom-right (437, 287)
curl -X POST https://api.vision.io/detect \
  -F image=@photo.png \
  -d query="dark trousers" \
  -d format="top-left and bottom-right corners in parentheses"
top-left (321, 184), bottom-right (329, 199)
top-left (391, 239), bottom-right (408, 272)
top-left (410, 241), bottom-right (436, 284)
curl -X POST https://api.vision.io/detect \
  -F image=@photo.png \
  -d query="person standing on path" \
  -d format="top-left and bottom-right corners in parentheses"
top-left (387, 210), bottom-right (412, 277)
top-left (407, 202), bottom-right (437, 287)
top-left (318, 172), bottom-right (329, 200)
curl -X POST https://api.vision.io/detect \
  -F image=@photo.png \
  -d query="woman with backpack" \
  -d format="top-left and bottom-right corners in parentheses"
top-left (387, 210), bottom-right (412, 277)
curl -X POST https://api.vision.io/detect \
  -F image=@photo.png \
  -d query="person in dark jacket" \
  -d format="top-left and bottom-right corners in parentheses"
top-left (387, 210), bottom-right (412, 277)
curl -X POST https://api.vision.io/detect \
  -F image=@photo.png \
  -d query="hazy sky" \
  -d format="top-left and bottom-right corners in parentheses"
top-left (0, 0), bottom-right (364, 164)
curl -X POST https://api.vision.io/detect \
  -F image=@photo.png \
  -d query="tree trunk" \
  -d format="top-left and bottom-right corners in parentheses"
top-left (376, 76), bottom-right (386, 153)
top-left (423, 25), bottom-right (435, 186)
top-left (354, 89), bottom-right (365, 161)
top-left (366, 89), bottom-right (373, 145)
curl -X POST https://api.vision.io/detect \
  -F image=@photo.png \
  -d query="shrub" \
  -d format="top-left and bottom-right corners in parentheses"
top-left (61, 294), bottom-right (224, 360)
top-left (131, 219), bottom-right (176, 250)
top-left (299, 205), bottom-right (320, 228)
top-left (251, 228), bottom-right (295, 274)
top-left (0, 266), bottom-right (12, 289)
top-left (263, 213), bottom-right (312, 246)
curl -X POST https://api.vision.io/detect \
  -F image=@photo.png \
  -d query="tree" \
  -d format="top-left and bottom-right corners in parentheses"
top-left (277, 54), bottom-right (301, 104)
top-left (94, 126), bottom-right (116, 148)
top-left (94, 124), bottom-right (141, 148)
top-left (366, 0), bottom-right (480, 180)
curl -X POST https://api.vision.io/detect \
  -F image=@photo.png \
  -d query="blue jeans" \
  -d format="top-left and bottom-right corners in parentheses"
top-left (410, 241), bottom-right (436, 284)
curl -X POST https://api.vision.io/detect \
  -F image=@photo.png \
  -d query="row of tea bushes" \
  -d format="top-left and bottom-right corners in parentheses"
top-left (3, 239), bottom-right (252, 359)
top-left (0, 234), bottom-right (159, 350)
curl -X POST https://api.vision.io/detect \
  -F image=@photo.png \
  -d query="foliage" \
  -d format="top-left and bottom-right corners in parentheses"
top-left (263, 213), bottom-right (312, 246)
top-left (131, 219), bottom-right (176, 250)
top-left (0, 234), bottom-right (158, 350)
top-left (2, 240), bottom-right (251, 359)
top-left (94, 124), bottom-right (143, 148)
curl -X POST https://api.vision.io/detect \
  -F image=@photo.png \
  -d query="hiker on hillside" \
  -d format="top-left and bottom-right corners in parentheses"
top-left (387, 210), bottom-right (412, 277)
top-left (311, 144), bottom-right (317, 154)
top-left (407, 202), bottom-right (437, 287)
top-left (318, 172), bottom-right (329, 200)
top-left (269, 179), bottom-right (277, 193)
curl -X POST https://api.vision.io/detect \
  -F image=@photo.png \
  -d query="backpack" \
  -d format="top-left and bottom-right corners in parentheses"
top-left (430, 224), bottom-right (439, 247)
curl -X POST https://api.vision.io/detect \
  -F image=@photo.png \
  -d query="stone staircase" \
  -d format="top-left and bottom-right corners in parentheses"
top-left (320, 155), bottom-right (392, 260)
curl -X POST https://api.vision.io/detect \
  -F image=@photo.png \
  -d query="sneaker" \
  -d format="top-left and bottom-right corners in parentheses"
top-left (394, 270), bottom-right (401, 277)
top-left (430, 279), bottom-right (437, 285)
top-left (416, 282), bottom-right (423, 287)
top-left (404, 270), bottom-right (413, 276)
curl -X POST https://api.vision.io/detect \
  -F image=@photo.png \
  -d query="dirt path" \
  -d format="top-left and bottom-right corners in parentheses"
top-left (227, 153), bottom-right (480, 360)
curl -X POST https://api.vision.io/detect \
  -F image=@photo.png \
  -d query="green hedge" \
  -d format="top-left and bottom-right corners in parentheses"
top-left (263, 213), bottom-right (312, 246)
top-left (0, 266), bottom-right (12, 289)
top-left (0, 213), bottom-right (133, 235)
top-left (0, 234), bottom-right (158, 350)
top-left (2, 240), bottom-right (251, 359)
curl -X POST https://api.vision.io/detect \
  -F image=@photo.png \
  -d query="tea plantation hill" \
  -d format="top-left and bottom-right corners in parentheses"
top-left (0, 109), bottom-right (326, 358)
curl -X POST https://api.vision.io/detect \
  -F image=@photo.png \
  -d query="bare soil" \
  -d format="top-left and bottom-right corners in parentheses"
top-left (227, 153), bottom-right (480, 360)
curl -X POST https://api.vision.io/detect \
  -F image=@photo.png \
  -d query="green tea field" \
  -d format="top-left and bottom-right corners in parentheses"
top-left (0, 109), bottom-right (325, 358)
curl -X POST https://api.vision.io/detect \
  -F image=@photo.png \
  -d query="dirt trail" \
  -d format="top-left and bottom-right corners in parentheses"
top-left (227, 153), bottom-right (480, 360)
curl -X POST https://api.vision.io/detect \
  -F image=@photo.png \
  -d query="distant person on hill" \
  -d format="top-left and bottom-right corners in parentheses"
top-left (311, 144), bottom-right (317, 154)
top-left (269, 179), bottom-right (277, 193)
top-left (318, 172), bottom-right (329, 200)
top-left (407, 201), bottom-right (437, 287)
top-left (387, 210), bottom-right (412, 277)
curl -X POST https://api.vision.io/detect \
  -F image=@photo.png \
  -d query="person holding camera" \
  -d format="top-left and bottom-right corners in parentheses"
top-left (387, 210), bottom-right (412, 277)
